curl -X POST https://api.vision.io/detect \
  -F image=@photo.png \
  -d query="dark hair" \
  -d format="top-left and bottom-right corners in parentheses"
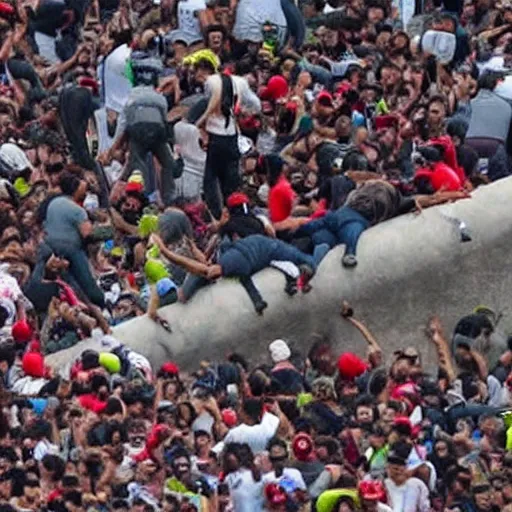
top-left (248, 370), bottom-right (270, 397)
top-left (195, 57), bottom-right (216, 74)
top-left (427, 94), bottom-right (447, 111)
top-left (0, 343), bottom-right (15, 367)
top-left (61, 474), bottom-right (80, 488)
top-left (42, 454), bottom-right (65, 482)
top-left (206, 24), bottom-right (227, 40)
top-left (63, 490), bottom-right (82, 507)
top-left (105, 398), bottom-right (124, 417)
top-left (90, 374), bottom-right (109, 394)
top-left (265, 154), bottom-right (285, 187)
top-left (355, 394), bottom-right (375, 409)
top-left (59, 172), bottom-right (82, 197)
top-left (267, 437), bottom-right (288, 454)
top-left (342, 150), bottom-right (368, 172)
top-left (242, 398), bottom-right (263, 424)
top-left (223, 442), bottom-right (261, 481)
top-left (447, 119), bottom-right (468, 144)
top-left (478, 70), bottom-right (504, 91)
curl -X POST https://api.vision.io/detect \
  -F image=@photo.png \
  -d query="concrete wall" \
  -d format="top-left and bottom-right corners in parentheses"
top-left (47, 178), bottom-right (512, 372)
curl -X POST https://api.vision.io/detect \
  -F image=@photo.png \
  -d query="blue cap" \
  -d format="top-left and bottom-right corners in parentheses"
top-left (156, 277), bottom-right (177, 297)
top-left (28, 398), bottom-right (47, 416)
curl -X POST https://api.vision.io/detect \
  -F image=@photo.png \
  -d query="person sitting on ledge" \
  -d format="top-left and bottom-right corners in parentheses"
top-left (150, 233), bottom-right (316, 314)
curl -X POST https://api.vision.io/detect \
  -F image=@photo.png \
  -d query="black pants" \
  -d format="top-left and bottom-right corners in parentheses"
top-left (204, 133), bottom-right (241, 219)
top-left (7, 58), bottom-right (46, 103)
top-left (59, 86), bottom-right (110, 207)
top-left (125, 123), bottom-right (179, 206)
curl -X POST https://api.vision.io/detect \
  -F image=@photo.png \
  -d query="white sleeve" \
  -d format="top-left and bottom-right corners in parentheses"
top-left (291, 469), bottom-right (307, 490)
top-left (239, 78), bottom-right (261, 113)
top-left (258, 411), bottom-right (279, 438)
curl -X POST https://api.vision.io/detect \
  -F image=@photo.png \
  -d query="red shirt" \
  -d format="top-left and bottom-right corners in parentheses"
top-left (78, 394), bottom-right (107, 414)
top-left (268, 176), bottom-right (295, 223)
top-left (415, 161), bottom-right (462, 192)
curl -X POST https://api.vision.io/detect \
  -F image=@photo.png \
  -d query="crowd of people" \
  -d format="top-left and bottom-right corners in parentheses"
top-left (0, 0), bottom-right (510, 509)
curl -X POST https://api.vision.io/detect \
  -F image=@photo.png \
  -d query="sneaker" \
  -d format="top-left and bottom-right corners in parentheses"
top-left (342, 254), bottom-right (357, 268)
top-left (299, 264), bottom-right (315, 293)
top-left (254, 300), bottom-right (268, 315)
top-left (284, 278), bottom-right (298, 296)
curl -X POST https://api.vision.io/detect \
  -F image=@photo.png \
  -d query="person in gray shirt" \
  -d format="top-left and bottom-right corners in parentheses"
top-left (43, 172), bottom-right (105, 307)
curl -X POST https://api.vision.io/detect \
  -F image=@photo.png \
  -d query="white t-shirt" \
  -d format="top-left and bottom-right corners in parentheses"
top-left (233, 0), bottom-right (287, 43)
top-left (262, 467), bottom-right (307, 491)
top-left (34, 439), bottom-right (59, 461)
top-left (174, 120), bottom-right (206, 199)
top-left (204, 75), bottom-right (261, 136)
top-left (223, 412), bottom-right (279, 453)
top-left (225, 468), bottom-right (265, 512)
top-left (385, 477), bottom-right (430, 512)
top-left (177, 0), bottom-right (206, 42)
top-left (100, 44), bottom-right (132, 114)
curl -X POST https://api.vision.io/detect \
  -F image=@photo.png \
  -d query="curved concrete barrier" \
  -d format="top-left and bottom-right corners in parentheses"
top-left (48, 178), bottom-right (512, 371)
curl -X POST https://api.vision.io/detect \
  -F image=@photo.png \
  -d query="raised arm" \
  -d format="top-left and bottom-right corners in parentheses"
top-left (340, 301), bottom-right (382, 367)
top-left (426, 316), bottom-right (456, 382)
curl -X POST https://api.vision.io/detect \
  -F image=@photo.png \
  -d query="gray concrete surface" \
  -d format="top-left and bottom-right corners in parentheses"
top-left (47, 178), bottom-right (512, 372)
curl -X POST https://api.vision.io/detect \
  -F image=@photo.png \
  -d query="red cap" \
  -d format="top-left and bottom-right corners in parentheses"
top-left (78, 77), bottom-right (99, 96)
top-left (22, 352), bottom-right (45, 378)
top-left (265, 483), bottom-right (287, 506)
top-left (317, 90), bottom-right (334, 106)
top-left (260, 75), bottom-right (289, 101)
top-left (292, 433), bottom-right (314, 462)
top-left (11, 320), bottom-right (32, 344)
top-left (375, 115), bottom-right (397, 130)
top-left (226, 192), bottom-right (249, 209)
top-left (221, 408), bottom-right (238, 427)
top-left (335, 83), bottom-right (352, 97)
top-left (0, 2), bottom-right (15, 17)
top-left (337, 352), bottom-right (368, 381)
top-left (160, 362), bottom-right (179, 375)
top-left (125, 182), bottom-right (144, 194)
top-left (359, 480), bottom-right (386, 501)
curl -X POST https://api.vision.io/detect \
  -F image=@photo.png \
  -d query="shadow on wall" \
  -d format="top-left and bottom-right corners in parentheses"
top-left (47, 178), bottom-right (512, 372)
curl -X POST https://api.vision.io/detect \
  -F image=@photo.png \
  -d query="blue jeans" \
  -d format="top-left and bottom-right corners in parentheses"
top-left (297, 206), bottom-right (369, 261)
top-left (46, 241), bottom-right (105, 308)
top-left (220, 235), bottom-right (315, 277)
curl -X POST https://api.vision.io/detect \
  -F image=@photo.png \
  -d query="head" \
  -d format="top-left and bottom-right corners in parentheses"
top-left (354, 395), bottom-right (375, 428)
top-left (206, 25), bottom-right (225, 53)
top-left (427, 96), bottom-right (447, 129)
top-left (194, 58), bottom-right (216, 85)
top-left (267, 437), bottom-right (288, 473)
top-left (240, 398), bottom-right (263, 426)
top-left (59, 172), bottom-right (88, 203)
top-left (386, 442), bottom-right (411, 485)
top-left (171, 452), bottom-right (192, 481)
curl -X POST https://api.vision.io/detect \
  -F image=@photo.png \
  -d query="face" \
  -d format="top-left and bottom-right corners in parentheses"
top-left (428, 101), bottom-right (446, 127)
top-left (474, 490), bottom-right (492, 511)
top-left (367, 6), bottom-right (385, 23)
top-left (194, 67), bottom-right (211, 85)
top-left (0, 478), bottom-right (11, 500)
top-left (208, 31), bottom-right (223, 51)
top-left (195, 434), bottom-right (211, 451)
top-left (387, 463), bottom-right (407, 485)
top-left (356, 405), bottom-right (374, 425)
top-left (380, 67), bottom-right (400, 89)
top-left (269, 445), bottom-right (288, 469)
top-left (322, 29), bottom-right (339, 48)
top-left (173, 456), bottom-right (191, 480)
top-left (337, 502), bottom-right (356, 512)
top-left (434, 441), bottom-right (449, 458)
top-left (24, 475), bottom-right (41, 502)
top-left (363, 499), bottom-right (378, 512)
